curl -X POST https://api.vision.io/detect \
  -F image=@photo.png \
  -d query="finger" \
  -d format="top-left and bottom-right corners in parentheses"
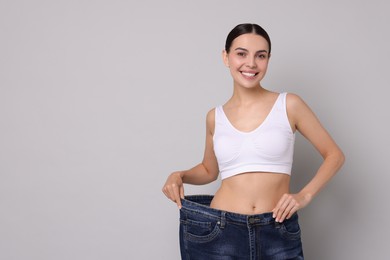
top-left (163, 185), bottom-right (176, 203)
top-left (171, 184), bottom-right (182, 209)
top-left (286, 204), bottom-right (299, 220)
top-left (162, 186), bottom-right (170, 199)
top-left (272, 194), bottom-right (288, 217)
top-left (279, 201), bottom-right (296, 222)
top-left (180, 185), bottom-right (185, 199)
top-left (275, 195), bottom-right (293, 222)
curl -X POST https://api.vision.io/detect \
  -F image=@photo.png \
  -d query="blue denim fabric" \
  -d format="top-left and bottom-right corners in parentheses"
top-left (180, 195), bottom-right (304, 260)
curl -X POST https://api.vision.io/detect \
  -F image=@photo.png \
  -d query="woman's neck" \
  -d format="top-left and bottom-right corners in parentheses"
top-left (229, 84), bottom-right (267, 106)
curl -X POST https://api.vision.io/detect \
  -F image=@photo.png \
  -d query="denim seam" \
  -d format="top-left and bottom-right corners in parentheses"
top-left (183, 223), bottom-right (222, 243)
top-left (279, 223), bottom-right (301, 240)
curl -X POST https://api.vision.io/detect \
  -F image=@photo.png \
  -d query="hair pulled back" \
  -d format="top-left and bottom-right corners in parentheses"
top-left (225, 23), bottom-right (271, 54)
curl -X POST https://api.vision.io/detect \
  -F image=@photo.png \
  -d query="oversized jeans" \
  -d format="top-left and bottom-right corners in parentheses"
top-left (179, 195), bottom-right (304, 260)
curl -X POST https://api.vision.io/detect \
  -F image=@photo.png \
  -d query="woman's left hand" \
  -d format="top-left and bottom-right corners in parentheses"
top-left (272, 193), bottom-right (312, 223)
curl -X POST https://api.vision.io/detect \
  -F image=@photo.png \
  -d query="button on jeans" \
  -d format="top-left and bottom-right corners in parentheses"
top-left (180, 195), bottom-right (304, 260)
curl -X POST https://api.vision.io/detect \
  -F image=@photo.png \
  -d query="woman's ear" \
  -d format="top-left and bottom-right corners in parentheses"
top-left (222, 50), bottom-right (229, 67)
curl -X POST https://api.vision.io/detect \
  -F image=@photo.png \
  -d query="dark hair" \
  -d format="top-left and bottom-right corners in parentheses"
top-left (225, 23), bottom-right (271, 54)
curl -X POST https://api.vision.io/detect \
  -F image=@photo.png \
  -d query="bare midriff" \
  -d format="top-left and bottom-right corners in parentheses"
top-left (210, 172), bottom-right (290, 215)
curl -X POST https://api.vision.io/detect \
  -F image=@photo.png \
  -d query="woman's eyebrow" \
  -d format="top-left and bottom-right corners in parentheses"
top-left (234, 47), bottom-right (268, 53)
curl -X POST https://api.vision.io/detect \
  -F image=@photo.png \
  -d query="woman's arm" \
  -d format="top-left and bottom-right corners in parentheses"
top-left (162, 109), bottom-right (219, 208)
top-left (273, 93), bottom-right (345, 222)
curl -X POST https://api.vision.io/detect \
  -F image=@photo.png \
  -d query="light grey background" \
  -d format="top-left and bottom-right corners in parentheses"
top-left (1, 0), bottom-right (389, 259)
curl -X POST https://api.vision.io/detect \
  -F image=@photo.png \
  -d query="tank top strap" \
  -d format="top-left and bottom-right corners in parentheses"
top-left (214, 105), bottom-right (224, 124)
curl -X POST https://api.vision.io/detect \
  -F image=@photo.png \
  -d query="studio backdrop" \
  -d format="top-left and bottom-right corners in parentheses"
top-left (0, 0), bottom-right (389, 259)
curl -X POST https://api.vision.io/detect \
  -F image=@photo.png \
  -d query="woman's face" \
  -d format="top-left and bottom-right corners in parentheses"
top-left (223, 33), bottom-right (270, 89)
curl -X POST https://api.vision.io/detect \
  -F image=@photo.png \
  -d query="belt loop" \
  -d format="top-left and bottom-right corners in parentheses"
top-left (220, 211), bottom-right (226, 229)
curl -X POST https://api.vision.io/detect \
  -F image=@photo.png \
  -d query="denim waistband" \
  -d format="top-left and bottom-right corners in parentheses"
top-left (181, 195), bottom-right (276, 225)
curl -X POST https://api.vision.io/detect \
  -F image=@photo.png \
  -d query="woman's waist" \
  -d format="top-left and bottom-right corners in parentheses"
top-left (211, 173), bottom-right (290, 214)
top-left (181, 195), bottom-right (276, 224)
top-left (210, 190), bottom-right (284, 215)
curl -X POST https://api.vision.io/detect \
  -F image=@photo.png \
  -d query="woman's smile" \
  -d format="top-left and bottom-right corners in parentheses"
top-left (240, 70), bottom-right (259, 79)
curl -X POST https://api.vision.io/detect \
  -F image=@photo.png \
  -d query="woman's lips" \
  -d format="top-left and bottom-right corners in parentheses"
top-left (240, 71), bottom-right (259, 78)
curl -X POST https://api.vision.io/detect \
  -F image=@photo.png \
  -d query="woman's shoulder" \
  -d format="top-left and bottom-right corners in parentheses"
top-left (204, 107), bottom-right (217, 134)
top-left (285, 92), bottom-right (315, 124)
top-left (206, 106), bottom-right (217, 115)
top-left (285, 92), bottom-right (306, 109)
top-left (205, 107), bottom-right (216, 123)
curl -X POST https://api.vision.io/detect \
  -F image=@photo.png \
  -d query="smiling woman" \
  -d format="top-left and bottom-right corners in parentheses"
top-left (162, 23), bottom-right (344, 259)
top-left (223, 33), bottom-right (270, 90)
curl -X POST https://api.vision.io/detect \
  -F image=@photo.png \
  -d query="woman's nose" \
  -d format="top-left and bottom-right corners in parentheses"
top-left (246, 57), bottom-right (256, 68)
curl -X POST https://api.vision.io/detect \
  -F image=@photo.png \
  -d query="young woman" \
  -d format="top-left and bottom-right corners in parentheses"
top-left (162, 23), bottom-right (344, 259)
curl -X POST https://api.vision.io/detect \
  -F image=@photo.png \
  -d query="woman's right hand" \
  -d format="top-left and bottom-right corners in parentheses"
top-left (162, 171), bottom-right (185, 209)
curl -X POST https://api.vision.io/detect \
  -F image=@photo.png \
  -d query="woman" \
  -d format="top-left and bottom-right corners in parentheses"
top-left (162, 23), bottom-right (344, 259)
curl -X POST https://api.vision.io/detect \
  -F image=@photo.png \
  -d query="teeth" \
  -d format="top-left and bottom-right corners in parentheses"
top-left (242, 72), bottom-right (256, 77)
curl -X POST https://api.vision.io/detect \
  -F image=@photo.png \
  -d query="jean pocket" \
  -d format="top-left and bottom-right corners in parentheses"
top-left (278, 216), bottom-right (301, 240)
top-left (181, 218), bottom-right (221, 243)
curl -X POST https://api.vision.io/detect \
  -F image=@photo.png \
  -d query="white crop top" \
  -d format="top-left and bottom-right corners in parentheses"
top-left (213, 92), bottom-right (295, 180)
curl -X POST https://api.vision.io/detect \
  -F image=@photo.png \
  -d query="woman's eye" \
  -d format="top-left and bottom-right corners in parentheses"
top-left (258, 54), bottom-right (266, 59)
top-left (237, 52), bottom-right (246, 57)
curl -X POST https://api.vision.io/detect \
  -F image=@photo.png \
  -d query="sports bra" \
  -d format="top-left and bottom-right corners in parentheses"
top-left (213, 92), bottom-right (295, 180)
